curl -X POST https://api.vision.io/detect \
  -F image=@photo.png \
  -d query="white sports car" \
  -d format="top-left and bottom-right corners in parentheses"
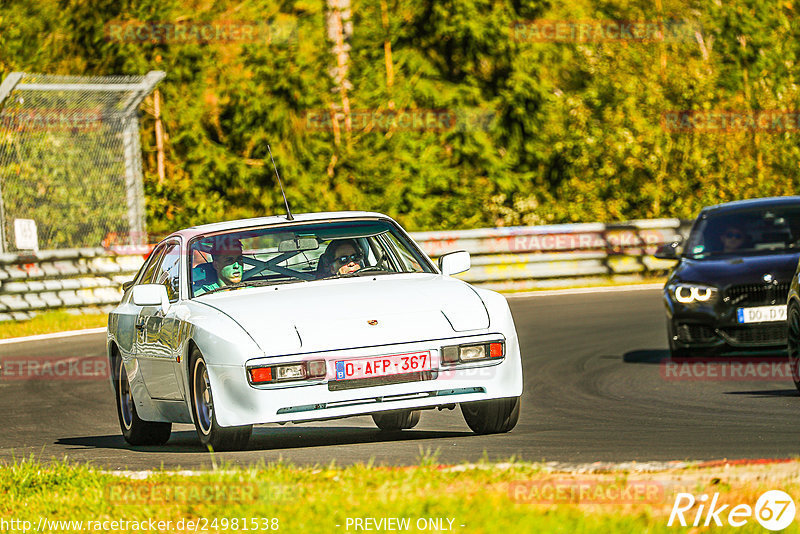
top-left (107, 212), bottom-right (523, 451)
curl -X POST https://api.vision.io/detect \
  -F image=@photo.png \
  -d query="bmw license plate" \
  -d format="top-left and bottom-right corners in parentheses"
top-left (736, 305), bottom-right (787, 324)
top-left (335, 351), bottom-right (431, 380)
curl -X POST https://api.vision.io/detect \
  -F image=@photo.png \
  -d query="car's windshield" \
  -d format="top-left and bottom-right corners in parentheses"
top-left (684, 205), bottom-right (800, 259)
top-left (189, 219), bottom-right (433, 297)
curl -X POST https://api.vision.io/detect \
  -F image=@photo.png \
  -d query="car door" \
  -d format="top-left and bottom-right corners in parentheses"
top-left (136, 240), bottom-right (185, 400)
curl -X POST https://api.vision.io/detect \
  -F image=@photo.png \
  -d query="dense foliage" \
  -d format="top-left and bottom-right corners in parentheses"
top-left (1, 0), bottom-right (798, 236)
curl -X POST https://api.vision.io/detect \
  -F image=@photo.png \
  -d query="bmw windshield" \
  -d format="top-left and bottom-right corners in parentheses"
top-left (189, 219), bottom-right (434, 297)
top-left (684, 206), bottom-right (800, 259)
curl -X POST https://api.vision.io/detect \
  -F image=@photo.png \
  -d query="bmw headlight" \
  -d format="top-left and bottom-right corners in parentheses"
top-left (668, 283), bottom-right (718, 305)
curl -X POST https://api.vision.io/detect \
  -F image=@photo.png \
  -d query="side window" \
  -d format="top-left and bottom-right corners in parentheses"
top-left (138, 244), bottom-right (168, 285)
top-left (154, 242), bottom-right (181, 302)
top-left (384, 232), bottom-right (424, 272)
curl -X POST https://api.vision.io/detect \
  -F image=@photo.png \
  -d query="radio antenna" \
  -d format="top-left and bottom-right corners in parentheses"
top-left (268, 144), bottom-right (294, 221)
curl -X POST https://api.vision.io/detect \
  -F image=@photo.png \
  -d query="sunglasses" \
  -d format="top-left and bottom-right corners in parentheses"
top-left (335, 253), bottom-right (363, 265)
top-left (217, 255), bottom-right (244, 266)
top-left (724, 232), bottom-right (743, 239)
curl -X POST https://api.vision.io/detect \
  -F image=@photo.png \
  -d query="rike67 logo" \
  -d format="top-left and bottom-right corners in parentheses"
top-left (669, 490), bottom-right (796, 531)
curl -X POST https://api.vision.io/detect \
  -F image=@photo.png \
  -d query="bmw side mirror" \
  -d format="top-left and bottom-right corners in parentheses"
top-left (132, 284), bottom-right (170, 314)
top-left (439, 250), bottom-right (471, 276)
top-left (654, 240), bottom-right (682, 260)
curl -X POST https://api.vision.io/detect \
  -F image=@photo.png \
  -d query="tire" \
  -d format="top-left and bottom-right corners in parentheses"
top-left (113, 352), bottom-right (171, 446)
top-left (788, 303), bottom-right (800, 393)
top-left (461, 396), bottom-right (520, 435)
top-left (372, 409), bottom-right (421, 431)
top-left (190, 347), bottom-right (252, 451)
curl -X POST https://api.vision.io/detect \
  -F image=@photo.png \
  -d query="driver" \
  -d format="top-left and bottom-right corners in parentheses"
top-left (195, 237), bottom-right (244, 295)
top-left (325, 239), bottom-right (364, 276)
top-left (719, 224), bottom-right (746, 253)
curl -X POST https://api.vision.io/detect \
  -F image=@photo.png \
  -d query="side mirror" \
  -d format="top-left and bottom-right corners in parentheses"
top-left (438, 250), bottom-right (471, 276)
top-left (132, 284), bottom-right (170, 314)
top-left (654, 241), bottom-right (681, 260)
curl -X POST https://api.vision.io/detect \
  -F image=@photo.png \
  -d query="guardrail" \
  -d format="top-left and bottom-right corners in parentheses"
top-left (413, 218), bottom-right (690, 291)
top-left (0, 249), bottom-right (143, 322)
top-left (0, 219), bottom-right (690, 322)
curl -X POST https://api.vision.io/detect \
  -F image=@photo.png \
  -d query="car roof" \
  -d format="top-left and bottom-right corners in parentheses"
top-left (163, 211), bottom-right (395, 241)
top-left (701, 196), bottom-right (800, 216)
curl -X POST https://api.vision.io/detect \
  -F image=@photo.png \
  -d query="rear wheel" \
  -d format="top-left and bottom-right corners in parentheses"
top-left (372, 409), bottom-right (421, 430)
top-left (461, 396), bottom-right (520, 434)
top-left (114, 352), bottom-right (171, 446)
top-left (190, 347), bottom-right (252, 451)
top-left (788, 303), bottom-right (800, 393)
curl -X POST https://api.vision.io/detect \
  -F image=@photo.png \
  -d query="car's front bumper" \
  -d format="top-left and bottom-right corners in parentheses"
top-left (205, 333), bottom-right (523, 427)
top-left (666, 299), bottom-right (787, 352)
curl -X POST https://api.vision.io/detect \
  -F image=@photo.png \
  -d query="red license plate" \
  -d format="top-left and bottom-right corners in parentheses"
top-left (334, 351), bottom-right (431, 380)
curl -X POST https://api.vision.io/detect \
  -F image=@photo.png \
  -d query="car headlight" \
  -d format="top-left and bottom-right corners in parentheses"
top-left (668, 283), bottom-right (718, 305)
top-left (441, 341), bottom-right (504, 365)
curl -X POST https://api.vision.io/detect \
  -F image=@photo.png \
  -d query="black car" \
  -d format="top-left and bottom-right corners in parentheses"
top-left (657, 197), bottom-right (800, 359)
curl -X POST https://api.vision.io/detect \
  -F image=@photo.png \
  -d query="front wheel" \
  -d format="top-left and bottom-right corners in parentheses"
top-left (114, 352), bottom-right (171, 446)
top-left (461, 396), bottom-right (520, 434)
top-left (190, 348), bottom-right (252, 451)
top-left (788, 303), bottom-right (800, 393)
top-left (372, 410), bottom-right (421, 430)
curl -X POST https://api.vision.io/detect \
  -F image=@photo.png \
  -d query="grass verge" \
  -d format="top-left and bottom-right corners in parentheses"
top-left (2, 457), bottom-right (799, 533)
top-left (0, 310), bottom-right (107, 340)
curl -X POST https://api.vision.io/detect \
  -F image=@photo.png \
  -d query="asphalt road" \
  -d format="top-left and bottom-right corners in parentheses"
top-left (2, 288), bottom-right (798, 469)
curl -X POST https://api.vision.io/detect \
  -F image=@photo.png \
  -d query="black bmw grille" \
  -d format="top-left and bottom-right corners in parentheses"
top-left (725, 282), bottom-right (790, 306)
top-left (676, 323), bottom-right (717, 343)
top-left (718, 324), bottom-right (787, 346)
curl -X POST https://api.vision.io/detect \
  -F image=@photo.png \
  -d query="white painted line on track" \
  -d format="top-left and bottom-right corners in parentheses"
top-left (0, 327), bottom-right (107, 345)
top-left (504, 283), bottom-right (664, 298)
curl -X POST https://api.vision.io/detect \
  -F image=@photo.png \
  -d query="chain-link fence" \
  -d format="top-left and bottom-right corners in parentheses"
top-left (0, 71), bottom-right (164, 252)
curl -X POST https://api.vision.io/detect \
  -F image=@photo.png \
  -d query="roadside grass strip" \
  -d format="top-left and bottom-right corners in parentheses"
top-left (2, 457), bottom-right (800, 532)
top-left (0, 311), bottom-right (107, 340)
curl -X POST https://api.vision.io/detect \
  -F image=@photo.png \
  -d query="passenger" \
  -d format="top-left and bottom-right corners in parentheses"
top-left (321, 239), bottom-right (364, 277)
top-left (195, 238), bottom-right (245, 295)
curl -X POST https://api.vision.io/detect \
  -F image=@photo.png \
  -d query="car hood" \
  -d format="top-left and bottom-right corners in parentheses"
top-left (197, 274), bottom-right (490, 355)
top-left (673, 253), bottom-right (800, 287)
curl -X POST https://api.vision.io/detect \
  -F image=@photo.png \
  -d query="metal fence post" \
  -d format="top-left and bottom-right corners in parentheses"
top-left (0, 72), bottom-right (24, 253)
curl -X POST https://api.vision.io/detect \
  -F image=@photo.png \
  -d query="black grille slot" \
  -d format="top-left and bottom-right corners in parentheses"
top-left (719, 324), bottom-right (787, 346)
top-left (726, 282), bottom-right (790, 306)
top-left (676, 323), bottom-right (717, 343)
top-left (328, 371), bottom-right (434, 391)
